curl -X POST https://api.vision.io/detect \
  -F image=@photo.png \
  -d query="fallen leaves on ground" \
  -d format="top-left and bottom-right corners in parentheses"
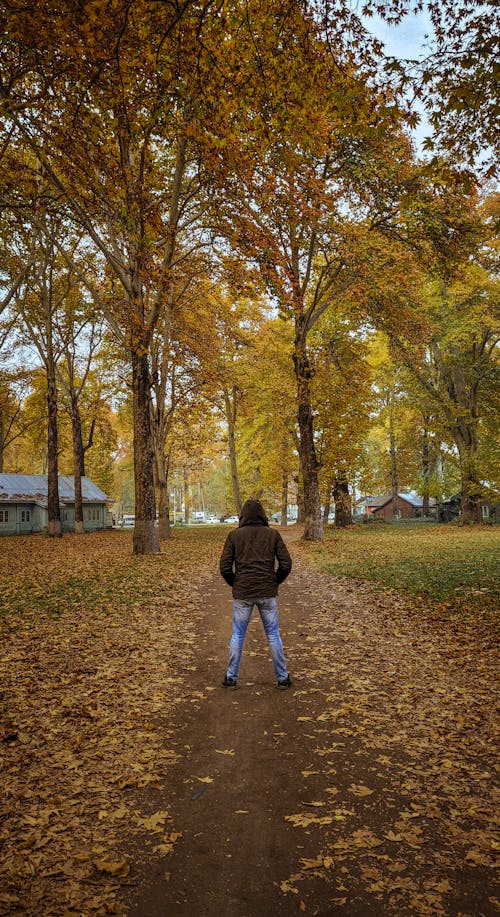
top-left (0, 531), bottom-right (219, 916)
top-left (279, 547), bottom-right (498, 915)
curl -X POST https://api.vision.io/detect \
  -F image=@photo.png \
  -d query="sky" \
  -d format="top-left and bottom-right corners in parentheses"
top-left (365, 9), bottom-right (435, 152)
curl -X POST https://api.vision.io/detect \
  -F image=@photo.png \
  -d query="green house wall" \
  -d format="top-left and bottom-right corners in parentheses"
top-left (0, 502), bottom-right (107, 535)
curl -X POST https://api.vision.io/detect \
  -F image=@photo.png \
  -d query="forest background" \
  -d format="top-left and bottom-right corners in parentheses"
top-left (0, 0), bottom-right (498, 553)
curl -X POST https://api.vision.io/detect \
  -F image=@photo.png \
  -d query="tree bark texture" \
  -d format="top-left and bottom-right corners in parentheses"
top-left (333, 478), bottom-right (352, 527)
top-left (183, 466), bottom-right (190, 525)
top-left (323, 476), bottom-right (334, 522)
top-left (280, 467), bottom-right (288, 526)
top-left (70, 394), bottom-right (85, 534)
top-left (223, 387), bottom-right (242, 515)
top-left (421, 421), bottom-right (430, 517)
top-left (46, 349), bottom-right (62, 537)
top-left (389, 410), bottom-right (399, 519)
top-left (293, 324), bottom-right (322, 540)
top-left (293, 474), bottom-right (305, 524)
top-left (455, 424), bottom-right (481, 523)
top-left (132, 351), bottom-right (159, 554)
top-left (155, 453), bottom-right (171, 541)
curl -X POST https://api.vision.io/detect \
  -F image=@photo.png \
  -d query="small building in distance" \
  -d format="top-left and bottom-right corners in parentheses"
top-left (354, 496), bottom-right (389, 518)
top-left (0, 473), bottom-right (110, 535)
top-left (372, 492), bottom-right (436, 522)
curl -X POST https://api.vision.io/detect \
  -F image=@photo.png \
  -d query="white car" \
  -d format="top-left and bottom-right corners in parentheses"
top-left (223, 515), bottom-right (239, 524)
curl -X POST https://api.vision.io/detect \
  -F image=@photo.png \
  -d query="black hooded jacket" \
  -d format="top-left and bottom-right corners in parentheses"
top-left (219, 499), bottom-right (292, 600)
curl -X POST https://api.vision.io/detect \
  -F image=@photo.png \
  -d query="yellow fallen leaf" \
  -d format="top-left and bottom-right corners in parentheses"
top-left (215, 749), bottom-right (235, 756)
top-left (94, 859), bottom-right (130, 878)
top-left (301, 801), bottom-right (326, 807)
top-left (280, 880), bottom-right (299, 894)
top-left (152, 832), bottom-right (182, 856)
top-left (302, 770), bottom-right (320, 777)
top-left (349, 784), bottom-right (374, 797)
top-left (196, 776), bottom-right (214, 784)
top-left (300, 856), bottom-right (325, 869)
top-left (285, 814), bottom-right (334, 828)
top-left (136, 810), bottom-right (170, 832)
top-left (384, 831), bottom-right (402, 842)
top-left (432, 879), bottom-right (453, 893)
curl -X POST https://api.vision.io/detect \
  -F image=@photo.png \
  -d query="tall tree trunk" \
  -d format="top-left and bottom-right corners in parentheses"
top-left (223, 386), bottom-right (242, 515)
top-left (183, 466), bottom-right (190, 525)
top-left (323, 476), bottom-right (334, 523)
top-left (333, 477), bottom-right (352, 528)
top-left (293, 321), bottom-right (322, 540)
top-left (293, 473), bottom-right (305, 524)
top-left (280, 467), bottom-right (288, 526)
top-left (455, 424), bottom-right (481, 523)
top-left (46, 348), bottom-right (61, 537)
top-left (421, 419), bottom-right (430, 516)
top-left (389, 408), bottom-right (399, 519)
top-left (0, 412), bottom-right (4, 473)
top-left (155, 451), bottom-right (171, 541)
top-left (70, 393), bottom-right (85, 534)
top-left (131, 350), bottom-right (159, 554)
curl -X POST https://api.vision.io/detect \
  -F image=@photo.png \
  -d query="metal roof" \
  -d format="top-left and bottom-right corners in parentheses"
top-left (0, 473), bottom-right (108, 504)
top-left (356, 495), bottom-right (390, 507)
top-left (375, 492), bottom-right (436, 509)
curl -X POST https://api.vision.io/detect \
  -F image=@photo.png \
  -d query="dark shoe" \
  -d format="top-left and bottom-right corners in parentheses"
top-left (277, 675), bottom-right (292, 689)
top-left (222, 676), bottom-right (237, 688)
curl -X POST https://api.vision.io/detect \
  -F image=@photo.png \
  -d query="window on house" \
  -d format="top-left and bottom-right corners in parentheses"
top-left (0, 509), bottom-right (9, 523)
top-left (481, 504), bottom-right (490, 520)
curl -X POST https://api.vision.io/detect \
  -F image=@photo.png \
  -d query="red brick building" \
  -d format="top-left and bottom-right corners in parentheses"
top-left (372, 492), bottom-right (435, 522)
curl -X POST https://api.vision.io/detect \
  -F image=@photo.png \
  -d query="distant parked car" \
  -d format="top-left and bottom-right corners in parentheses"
top-left (205, 515), bottom-right (220, 524)
top-left (120, 514), bottom-right (135, 527)
top-left (223, 515), bottom-right (239, 524)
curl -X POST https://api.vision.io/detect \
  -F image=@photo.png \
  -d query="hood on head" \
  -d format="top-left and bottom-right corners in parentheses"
top-left (239, 498), bottom-right (269, 527)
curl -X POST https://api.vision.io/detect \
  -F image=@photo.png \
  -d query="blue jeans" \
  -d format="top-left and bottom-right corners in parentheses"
top-left (226, 597), bottom-right (289, 681)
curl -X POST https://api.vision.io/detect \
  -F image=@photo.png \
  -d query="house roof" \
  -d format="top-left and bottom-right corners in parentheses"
top-left (0, 473), bottom-right (108, 505)
top-left (374, 492), bottom-right (436, 510)
top-left (356, 495), bottom-right (390, 508)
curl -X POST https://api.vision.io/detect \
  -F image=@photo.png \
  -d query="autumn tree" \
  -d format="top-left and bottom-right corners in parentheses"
top-left (310, 313), bottom-right (373, 527)
top-left (236, 317), bottom-right (298, 521)
top-left (2, 0), bottom-right (235, 553)
top-left (390, 263), bottom-right (499, 522)
top-left (373, 0), bottom-right (499, 174)
top-left (0, 368), bottom-right (37, 473)
top-left (10, 218), bottom-right (72, 536)
top-left (179, 279), bottom-right (267, 517)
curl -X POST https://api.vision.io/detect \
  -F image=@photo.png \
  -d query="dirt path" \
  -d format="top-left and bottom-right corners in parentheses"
top-left (126, 546), bottom-right (497, 917)
top-left (127, 574), bottom-right (320, 916)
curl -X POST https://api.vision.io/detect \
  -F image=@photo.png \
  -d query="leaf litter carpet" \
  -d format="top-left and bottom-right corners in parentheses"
top-left (0, 532), bottom-right (497, 915)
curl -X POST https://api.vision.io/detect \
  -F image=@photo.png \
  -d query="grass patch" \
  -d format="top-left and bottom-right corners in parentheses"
top-left (305, 523), bottom-right (500, 615)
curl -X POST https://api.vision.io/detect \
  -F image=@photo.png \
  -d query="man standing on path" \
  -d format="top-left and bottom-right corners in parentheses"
top-left (219, 498), bottom-right (292, 689)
